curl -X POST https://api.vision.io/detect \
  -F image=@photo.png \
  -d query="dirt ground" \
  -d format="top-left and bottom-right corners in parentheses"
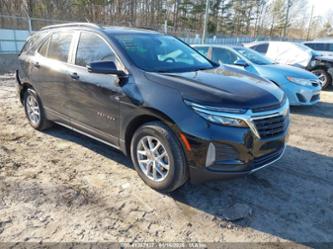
top-left (0, 73), bottom-right (332, 247)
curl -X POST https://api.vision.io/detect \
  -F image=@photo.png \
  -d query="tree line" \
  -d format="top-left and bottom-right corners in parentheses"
top-left (0, 0), bottom-right (332, 39)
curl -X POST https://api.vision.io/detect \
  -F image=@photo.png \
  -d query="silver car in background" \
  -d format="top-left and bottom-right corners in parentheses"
top-left (244, 41), bottom-right (333, 89)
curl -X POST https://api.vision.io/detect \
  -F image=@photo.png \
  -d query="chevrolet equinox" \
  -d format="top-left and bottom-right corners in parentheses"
top-left (17, 23), bottom-right (289, 192)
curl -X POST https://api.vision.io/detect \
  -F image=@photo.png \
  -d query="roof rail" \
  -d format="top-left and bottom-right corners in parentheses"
top-left (41, 22), bottom-right (102, 31)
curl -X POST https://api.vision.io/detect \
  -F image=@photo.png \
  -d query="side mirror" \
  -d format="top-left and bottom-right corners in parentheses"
top-left (234, 59), bottom-right (249, 67)
top-left (87, 61), bottom-right (126, 76)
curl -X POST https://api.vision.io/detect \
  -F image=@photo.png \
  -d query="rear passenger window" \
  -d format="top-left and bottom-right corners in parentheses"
top-left (313, 43), bottom-right (327, 51)
top-left (47, 32), bottom-right (73, 62)
top-left (75, 32), bottom-right (115, 67)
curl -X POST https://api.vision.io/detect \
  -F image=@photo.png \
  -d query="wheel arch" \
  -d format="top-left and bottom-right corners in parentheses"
top-left (122, 108), bottom-right (184, 157)
top-left (19, 82), bottom-right (35, 104)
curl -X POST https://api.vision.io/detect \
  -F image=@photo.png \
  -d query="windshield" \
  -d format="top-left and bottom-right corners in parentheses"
top-left (112, 34), bottom-right (216, 72)
top-left (234, 47), bottom-right (273, 65)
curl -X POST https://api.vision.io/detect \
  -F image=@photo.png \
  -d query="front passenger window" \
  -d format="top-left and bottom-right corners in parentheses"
top-left (75, 32), bottom-right (115, 67)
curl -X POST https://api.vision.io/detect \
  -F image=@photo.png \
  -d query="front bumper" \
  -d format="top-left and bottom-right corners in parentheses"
top-left (283, 84), bottom-right (321, 106)
top-left (186, 128), bottom-right (288, 184)
top-left (183, 101), bottom-right (289, 184)
top-left (188, 139), bottom-right (286, 184)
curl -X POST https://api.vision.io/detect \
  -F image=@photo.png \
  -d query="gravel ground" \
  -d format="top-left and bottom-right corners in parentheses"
top-left (0, 73), bottom-right (332, 247)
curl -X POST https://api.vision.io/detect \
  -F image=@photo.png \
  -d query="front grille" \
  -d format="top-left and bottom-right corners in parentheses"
top-left (253, 115), bottom-right (288, 138)
top-left (252, 102), bottom-right (282, 113)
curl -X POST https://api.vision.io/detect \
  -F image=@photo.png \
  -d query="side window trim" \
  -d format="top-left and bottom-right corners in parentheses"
top-left (72, 31), bottom-right (126, 71)
top-left (68, 31), bottom-right (80, 64)
top-left (208, 46), bottom-right (212, 59)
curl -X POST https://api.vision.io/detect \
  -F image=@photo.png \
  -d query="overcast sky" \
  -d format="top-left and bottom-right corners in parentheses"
top-left (308, 0), bottom-right (333, 18)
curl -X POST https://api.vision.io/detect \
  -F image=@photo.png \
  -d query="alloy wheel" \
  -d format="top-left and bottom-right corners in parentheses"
top-left (313, 70), bottom-right (327, 88)
top-left (136, 135), bottom-right (170, 182)
top-left (26, 94), bottom-right (41, 126)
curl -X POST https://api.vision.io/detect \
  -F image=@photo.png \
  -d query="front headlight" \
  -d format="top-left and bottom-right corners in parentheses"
top-left (286, 76), bottom-right (313, 86)
top-left (184, 100), bottom-right (248, 127)
top-left (310, 60), bottom-right (317, 67)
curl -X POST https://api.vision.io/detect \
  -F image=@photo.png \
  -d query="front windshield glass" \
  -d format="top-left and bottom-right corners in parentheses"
top-left (112, 34), bottom-right (216, 72)
top-left (234, 47), bottom-right (273, 65)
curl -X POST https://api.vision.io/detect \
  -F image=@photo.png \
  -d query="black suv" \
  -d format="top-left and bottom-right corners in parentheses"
top-left (17, 23), bottom-right (289, 192)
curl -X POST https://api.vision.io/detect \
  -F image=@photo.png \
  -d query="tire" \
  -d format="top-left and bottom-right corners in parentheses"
top-left (130, 121), bottom-right (188, 193)
top-left (311, 69), bottom-right (332, 89)
top-left (23, 88), bottom-right (52, 130)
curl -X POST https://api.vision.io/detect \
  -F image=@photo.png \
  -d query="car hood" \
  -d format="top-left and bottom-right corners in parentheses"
top-left (144, 66), bottom-right (284, 110)
top-left (255, 63), bottom-right (318, 80)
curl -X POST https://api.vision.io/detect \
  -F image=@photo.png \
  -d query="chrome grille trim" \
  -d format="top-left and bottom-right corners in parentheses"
top-left (186, 98), bottom-right (289, 139)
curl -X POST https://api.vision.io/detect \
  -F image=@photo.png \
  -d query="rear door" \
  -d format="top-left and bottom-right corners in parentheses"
top-left (65, 31), bottom-right (124, 146)
top-left (31, 31), bottom-right (75, 122)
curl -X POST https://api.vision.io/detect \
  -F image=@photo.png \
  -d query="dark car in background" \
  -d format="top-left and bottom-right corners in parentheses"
top-left (16, 23), bottom-right (289, 192)
top-left (303, 40), bottom-right (333, 57)
top-left (245, 41), bottom-right (333, 89)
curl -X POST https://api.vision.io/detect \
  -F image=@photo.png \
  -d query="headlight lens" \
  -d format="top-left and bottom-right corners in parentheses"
top-left (287, 76), bottom-right (313, 86)
top-left (310, 60), bottom-right (317, 67)
top-left (184, 100), bottom-right (248, 127)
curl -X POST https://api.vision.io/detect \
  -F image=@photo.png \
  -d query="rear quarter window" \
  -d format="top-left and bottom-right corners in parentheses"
top-left (20, 31), bottom-right (48, 55)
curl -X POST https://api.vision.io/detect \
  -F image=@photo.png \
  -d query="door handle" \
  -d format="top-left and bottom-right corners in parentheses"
top-left (33, 62), bottom-right (40, 68)
top-left (70, 72), bottom-right (80, 80)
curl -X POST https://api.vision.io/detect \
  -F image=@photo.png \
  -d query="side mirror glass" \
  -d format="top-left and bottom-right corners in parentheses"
top-left (234, 59), bottom-right (249, 67)
top-left (87, 61), bottom-right (126, 76)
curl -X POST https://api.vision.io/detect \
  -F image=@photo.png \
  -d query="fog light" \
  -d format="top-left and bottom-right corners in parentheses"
top-left (206, 143), bottom-right (216, 167)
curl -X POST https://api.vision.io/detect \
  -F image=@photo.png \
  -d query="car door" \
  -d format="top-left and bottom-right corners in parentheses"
top-left (30, 31), bottom-right (75, 123)
top-left (65, 31), bottom-right (124, 146)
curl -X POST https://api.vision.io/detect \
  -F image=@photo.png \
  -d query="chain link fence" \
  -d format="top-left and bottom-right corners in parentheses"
top-left (0, 14), bottom-right (303, 54)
